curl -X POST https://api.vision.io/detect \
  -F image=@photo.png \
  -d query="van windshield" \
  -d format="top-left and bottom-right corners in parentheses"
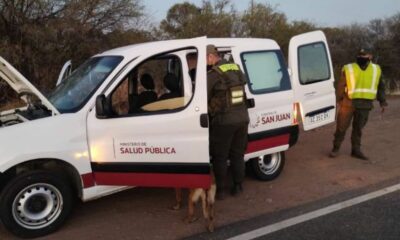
top-left (49, 56), bottom-right (123, 113)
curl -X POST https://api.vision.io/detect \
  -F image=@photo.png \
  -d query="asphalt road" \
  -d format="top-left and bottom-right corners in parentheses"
top-left (260, 191), bottom-right (400, 240)
top-left (186, 178), bottom-right (400, 240)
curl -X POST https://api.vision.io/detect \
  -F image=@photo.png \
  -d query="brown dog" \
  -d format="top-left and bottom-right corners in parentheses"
top-left (173, 173), bottom-right (217, 232)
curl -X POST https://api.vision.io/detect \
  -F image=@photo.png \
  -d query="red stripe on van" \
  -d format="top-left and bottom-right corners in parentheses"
top-left (246, 134), bottom-right (290, 154)
top-left (93, 172), bottom-right (212, 188)
top-left (81, 173), bottom-right (96, 188)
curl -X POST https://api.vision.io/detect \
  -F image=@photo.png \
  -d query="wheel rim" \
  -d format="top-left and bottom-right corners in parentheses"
top-left (257, 153), bottom-right (281, 175)
top-left (12, 183), bottom-right (63, 230)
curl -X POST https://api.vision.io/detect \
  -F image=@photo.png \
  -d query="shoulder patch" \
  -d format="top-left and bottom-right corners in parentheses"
top-left (218, 64), bottom-right (240, 73)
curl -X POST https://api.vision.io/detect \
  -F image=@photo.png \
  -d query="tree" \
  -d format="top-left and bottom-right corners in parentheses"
top-left (323, 24), bottom-right (372, 82)
top-left (324, 15), bottom-right (400, 91)
top-left (0, 0), bottom-right (147, 98)
top-left (1, 1), bottom-right (399, 109)
top-left (237, 1), bottom-right (288, 39)
top-left (159, 0), bottom-right (235, 38)
top-left (195, 0), bottom-right (235, 37)
top-left (236, 1), bottom-right (316, 55)
top-left (159, 2), bottom-right (200, 38)
top-left (370, 14), bottom-right (400, 91)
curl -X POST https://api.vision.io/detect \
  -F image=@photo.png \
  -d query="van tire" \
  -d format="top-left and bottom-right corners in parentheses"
top-left (0, 170), bottom-right (73, 238)
top-left (250, 152), bottom-right (285, 181)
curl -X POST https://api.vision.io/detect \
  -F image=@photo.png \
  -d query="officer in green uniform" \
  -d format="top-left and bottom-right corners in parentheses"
top-left (330, 49), bottom-right (388, 160)
top-left (206, 45), bottom-right (249, 199)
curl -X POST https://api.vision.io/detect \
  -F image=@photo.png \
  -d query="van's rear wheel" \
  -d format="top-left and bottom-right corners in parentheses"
top-left (250, 152), bottom-right (285, 181)
top-left (0, 170), bottom-right (73, 238)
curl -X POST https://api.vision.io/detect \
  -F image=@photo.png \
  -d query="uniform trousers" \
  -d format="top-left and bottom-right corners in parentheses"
top-left (333, 104), bottom-right (370, 152)
top-left (210, 122), bottom-right (248, 191)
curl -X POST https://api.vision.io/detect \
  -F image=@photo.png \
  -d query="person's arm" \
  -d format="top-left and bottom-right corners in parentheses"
top-left (207, 72), bottom-right (217, 100)
top-left (239, 69), bottom-right (248, 85)
top-left (336, 70), bottom-right (347, 103)
top-left (377, 75), bottom-right (388, 110)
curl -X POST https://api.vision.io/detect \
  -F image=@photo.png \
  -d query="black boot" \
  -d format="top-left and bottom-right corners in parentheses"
top-left (216, 188), bottom-right (226, 200)
top-left (351, 149), bottom-right (368, 160)
top-left (230, 183), bottom-right (243, 196)
top-left (329, 146), bottom-right (340, 158)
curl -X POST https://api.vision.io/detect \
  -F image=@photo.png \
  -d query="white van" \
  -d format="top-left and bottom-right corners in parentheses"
top-left (0, 31), bottom-right (336, 238)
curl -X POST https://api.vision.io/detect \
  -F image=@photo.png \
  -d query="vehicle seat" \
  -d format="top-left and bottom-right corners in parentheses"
top-left (138, 73), bottom-right (158, 107)
top-left (159, 73), bottom-right (181, 100)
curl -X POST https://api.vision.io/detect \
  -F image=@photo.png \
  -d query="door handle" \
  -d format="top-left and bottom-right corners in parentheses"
top-left (247, 98), bottom-right (255, 108)
top-left (200, 113), bottom-right (209, 128)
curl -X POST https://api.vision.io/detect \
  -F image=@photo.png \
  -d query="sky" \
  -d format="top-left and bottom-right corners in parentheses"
top-left (145, 0), bottom-right (400, 27)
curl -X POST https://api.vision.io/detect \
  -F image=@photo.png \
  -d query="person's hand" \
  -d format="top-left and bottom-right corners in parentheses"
top-left (380, 102), bottom-right (388, 113)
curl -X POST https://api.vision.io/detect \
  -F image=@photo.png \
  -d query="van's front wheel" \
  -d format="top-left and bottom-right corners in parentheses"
top-left (250, 152), bottom-right (285, 181)
top-left (0, 170), bottom-right (73, 238)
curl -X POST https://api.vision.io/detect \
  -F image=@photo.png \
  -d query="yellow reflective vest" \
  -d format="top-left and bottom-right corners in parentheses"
top-left (218, 63), bottom-right (240, 72)
top-left (343, 63), bottom-right (381, 100)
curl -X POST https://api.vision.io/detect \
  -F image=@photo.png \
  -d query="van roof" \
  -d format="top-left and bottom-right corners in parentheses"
top-left (98, 37), bottom-right (280, 59)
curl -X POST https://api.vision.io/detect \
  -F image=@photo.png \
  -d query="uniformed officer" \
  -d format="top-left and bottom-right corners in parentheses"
top-left (206, 44), bottom-right (250, 199)
top-left (329, 48), bottom-right (388, 160)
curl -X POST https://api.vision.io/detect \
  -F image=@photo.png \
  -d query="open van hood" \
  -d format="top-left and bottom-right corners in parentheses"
top-left (0, 56), bottom-right (59, 114)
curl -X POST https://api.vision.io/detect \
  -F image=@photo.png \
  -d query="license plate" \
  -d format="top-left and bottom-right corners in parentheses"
top-left (308, 111), bottom-right (330, 124)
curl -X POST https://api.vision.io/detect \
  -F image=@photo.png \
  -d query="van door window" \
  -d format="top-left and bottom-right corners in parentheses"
top-left (298, 42), bottom-right (330, 84)
top-left (241, 51), bottom-right (291, 94)
top-left (110, 51), bottom-right (197, 117)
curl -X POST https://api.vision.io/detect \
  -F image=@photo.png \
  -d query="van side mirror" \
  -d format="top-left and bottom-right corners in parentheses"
top-left (96, 94), bottom-right (111, 119)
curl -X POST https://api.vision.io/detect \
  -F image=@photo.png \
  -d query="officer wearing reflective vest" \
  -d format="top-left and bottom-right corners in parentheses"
top-left (206, 45), bottom-right (249, 199)
top-left (330, 49), bottom-right (388, 160)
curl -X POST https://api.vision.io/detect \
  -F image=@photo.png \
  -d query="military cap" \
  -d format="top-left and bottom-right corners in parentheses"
top-left (357, 48), bottom-right (372, 56)
top-left (207, 44), bottom-right (218, 55)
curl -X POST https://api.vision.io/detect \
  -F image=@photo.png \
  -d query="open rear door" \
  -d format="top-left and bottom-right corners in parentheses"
top-left (288, 30), bottom-right (336, 131)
